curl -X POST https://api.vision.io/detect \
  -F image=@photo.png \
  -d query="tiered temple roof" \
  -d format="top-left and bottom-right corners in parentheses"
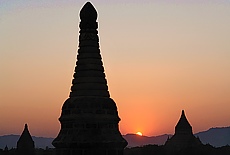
top-left (17, 124), bottom-right (35, 155)
top-left (164, 110), bottom-right (202, 151)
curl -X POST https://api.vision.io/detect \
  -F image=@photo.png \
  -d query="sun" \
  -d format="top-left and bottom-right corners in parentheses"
top-left (136, 132), bottom-right (143, 136)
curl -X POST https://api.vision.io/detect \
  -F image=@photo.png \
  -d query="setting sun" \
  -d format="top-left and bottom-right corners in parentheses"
top-left (136, 132), bottom-right (143, 136)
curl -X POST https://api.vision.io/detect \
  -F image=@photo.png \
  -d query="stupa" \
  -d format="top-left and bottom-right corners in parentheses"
top-left (52, 2), bottom-right (127, 155)
top-left (164, 110), bottom-right (202, 151)
top-left (17, 124), bottom-right (35, 155)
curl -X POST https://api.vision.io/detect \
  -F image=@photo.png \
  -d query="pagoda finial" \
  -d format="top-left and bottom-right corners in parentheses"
top-left (25, 124), bottom-right (28, 130)
top-left (80, 2), bottom-right (97, 29)
top-left (182, 110), bottom-right (185, 116)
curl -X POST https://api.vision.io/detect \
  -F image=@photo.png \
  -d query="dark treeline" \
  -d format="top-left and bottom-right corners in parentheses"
top-left (0, 147), bottom-right (54, 155)
top-left (124, 144), bottom-right (230, 155)
top-left (1, 144), bottom-right (230, 155)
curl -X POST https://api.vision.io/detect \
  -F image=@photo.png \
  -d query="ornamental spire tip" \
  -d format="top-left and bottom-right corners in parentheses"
top-left (80, 2), bottom-right (97, 21)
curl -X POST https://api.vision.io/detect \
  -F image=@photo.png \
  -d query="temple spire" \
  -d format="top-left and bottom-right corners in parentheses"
top-left (17, 124), bottom-right (35, 155)
top-left (175, 110), bottom-right (192, 134)
top-left (52, 2), bottom-right (127, 155)
top-left (164, 110), bottom-right (202, 151)
top-left (69, 2), bottom-right (109, 98)
top-left (17, 124), bottom-right (34, 144)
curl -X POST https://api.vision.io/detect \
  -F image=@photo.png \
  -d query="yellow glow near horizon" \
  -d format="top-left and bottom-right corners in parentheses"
top-left (136, 132), bottom-right (143, 136)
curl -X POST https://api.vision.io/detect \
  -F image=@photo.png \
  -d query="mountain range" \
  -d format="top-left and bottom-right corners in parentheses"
top-left (0, 126), bottom-right (229, 149)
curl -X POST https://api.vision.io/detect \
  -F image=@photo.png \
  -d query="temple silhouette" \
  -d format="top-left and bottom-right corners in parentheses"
top-left (164, 110), bottom-right (202, 152)
top-left (52, 2), bottom-right (127, 155)
top-left (1, 1), bottom-right (230, 155)
top-left (16, 124), bottom-right (35, 155)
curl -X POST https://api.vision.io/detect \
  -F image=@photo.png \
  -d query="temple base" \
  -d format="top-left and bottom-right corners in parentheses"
top-left (55, 148), bottom-right (124, 155)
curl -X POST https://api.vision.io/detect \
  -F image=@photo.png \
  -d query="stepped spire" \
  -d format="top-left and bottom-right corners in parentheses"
top-left (52, 2), bottom-right (127, 155)
top-left (70, 2), bottom-right (109, 98)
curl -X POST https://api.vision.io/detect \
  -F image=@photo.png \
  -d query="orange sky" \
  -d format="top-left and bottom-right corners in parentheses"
top-left (1, 1), bottom-right (230, 137)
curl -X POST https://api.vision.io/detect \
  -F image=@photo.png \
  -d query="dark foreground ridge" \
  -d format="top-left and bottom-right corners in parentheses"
top-left (1, 144), bottom-right (230, 155)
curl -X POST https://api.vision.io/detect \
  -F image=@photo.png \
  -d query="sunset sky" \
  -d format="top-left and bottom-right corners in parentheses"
top-left (1, 0), bottom-right (230, 138)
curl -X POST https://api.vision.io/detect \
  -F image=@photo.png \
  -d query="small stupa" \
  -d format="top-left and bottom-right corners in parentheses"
top-left (17, 124), bottom-right (35, 155)
top-left (3, 145), bottom-right (9, 155)
top-left (52, 2), bottom-right (127, 155)
top-left (164, 110), bottom-right (202, 151)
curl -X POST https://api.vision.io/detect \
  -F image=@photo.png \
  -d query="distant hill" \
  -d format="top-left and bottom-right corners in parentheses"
top-left (0, 135), bottom-right (53, 149)
top-left (195, 127), bottom-right (230, 147)
top-left (0, 126), bottom-right (229, 149)
top-left (123, 134), bottom-right (170, 147)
